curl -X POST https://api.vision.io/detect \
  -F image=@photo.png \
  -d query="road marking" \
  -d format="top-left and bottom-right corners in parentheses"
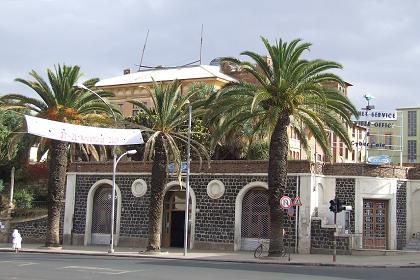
top-left (59, 266), bottom-right (143, 275)
top-left (0, 260), bottom-right (38, 267)
top-left (17, 262), bottom-right (37, 267)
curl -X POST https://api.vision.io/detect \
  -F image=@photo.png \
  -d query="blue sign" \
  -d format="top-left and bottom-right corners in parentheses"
top-left (167, 162), bottom-right (188, 174)
top-left (367, 155), bottom-right (391, 165)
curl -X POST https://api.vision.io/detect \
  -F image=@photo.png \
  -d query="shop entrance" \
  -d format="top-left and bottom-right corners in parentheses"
top-left (162, 187), bottom-right (191, 248)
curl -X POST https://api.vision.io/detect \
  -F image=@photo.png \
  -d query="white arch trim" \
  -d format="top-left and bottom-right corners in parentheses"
top-left (234, 181), bottom-right (268, 251)
top-left (84, 179), bottom-right (122, 246)
top-left (164, 180), bottom-right (196, 249)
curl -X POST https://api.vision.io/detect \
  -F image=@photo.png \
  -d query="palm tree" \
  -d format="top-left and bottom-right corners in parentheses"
top-left (0, 64), bottom-right (117, 246)
top-left (209, 37), bottom-right (358, 255)
top-left (129, 80), bottom-right (209, 251)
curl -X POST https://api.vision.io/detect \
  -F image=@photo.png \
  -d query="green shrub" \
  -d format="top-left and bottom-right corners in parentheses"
top-left (247, 141), bottom-right (269, 160)
top-left (0, 180), bottom-right (4, 193)
top-left (13, 189), bottom-right (34, 209)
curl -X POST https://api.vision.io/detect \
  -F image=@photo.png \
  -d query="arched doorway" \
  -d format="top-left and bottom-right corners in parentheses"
top-left (240, 187), bottom-right (270, 250)
top-left (162, 186), bottom-right (192, 248)
top-left (91, 185), bottom-right (113, 244)
top-left (234, 181), bottom-right (269, 251)
top-left (84, 179), bottom-right (122, 246)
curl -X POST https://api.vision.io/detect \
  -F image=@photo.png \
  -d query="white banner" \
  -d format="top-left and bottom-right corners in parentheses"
top-left (25, 115), bottom-right (143, 145)
top-left (354, 110), bottom-right (397, 121)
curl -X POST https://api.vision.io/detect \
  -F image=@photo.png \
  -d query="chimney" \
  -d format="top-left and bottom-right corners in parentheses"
top-left (123, 69), bottom-right (131, 75)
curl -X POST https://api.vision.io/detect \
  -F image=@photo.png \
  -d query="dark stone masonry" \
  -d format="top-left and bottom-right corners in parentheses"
top-left (396, 181), bottom-right (407, 250)
top-left (335, 178), bottom-right (355, 233)
top-left (72, 173), bottom-right (298, 248)
top-left (310, 218), bottom-right (351, 254)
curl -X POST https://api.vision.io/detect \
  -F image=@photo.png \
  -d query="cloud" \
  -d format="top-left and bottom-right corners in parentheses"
top-left (0, 0), bottom-right (419, 110)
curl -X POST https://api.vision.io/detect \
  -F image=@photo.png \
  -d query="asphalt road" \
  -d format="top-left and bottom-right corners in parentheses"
top-left (0, 252), bottom-right (420, 280)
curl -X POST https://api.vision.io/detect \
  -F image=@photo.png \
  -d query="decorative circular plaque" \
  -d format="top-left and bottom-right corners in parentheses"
top-left (131, 179), bottom-right (147, 197)
top-left (207, 180), bottom-right (225, 199)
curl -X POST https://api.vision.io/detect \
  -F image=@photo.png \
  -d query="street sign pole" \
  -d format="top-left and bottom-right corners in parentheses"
top-left (333, 211), bottom-right (337, 262)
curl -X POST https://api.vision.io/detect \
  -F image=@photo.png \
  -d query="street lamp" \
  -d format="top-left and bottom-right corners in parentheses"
top-left (111, 149), bottom-right (137, 252)
top-left (183, 105), bottom-right (192, 256)
top-left (75, 83), bottom-right (119, 253)
top-left (362, 94), bottom-right (375, 162)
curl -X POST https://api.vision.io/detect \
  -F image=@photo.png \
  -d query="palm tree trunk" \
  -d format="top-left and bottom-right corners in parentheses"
top-left (46, 140), bottom-right (68, 247)
top-left (268, 113), bottom-right (290, 256)
top-left (146, 135), bottom-right (167, 251)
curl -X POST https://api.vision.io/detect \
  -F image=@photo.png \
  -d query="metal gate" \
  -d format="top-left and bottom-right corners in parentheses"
top-left (91, 186), bottom-right (113, 244)
top-left (241, 188), bottom-right (270, 250)
top-left (363, 199), bottom-right (388, 249)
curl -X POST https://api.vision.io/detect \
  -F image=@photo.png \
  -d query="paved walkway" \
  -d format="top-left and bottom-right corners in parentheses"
top-left (1, 243), bottom-right (420, 268)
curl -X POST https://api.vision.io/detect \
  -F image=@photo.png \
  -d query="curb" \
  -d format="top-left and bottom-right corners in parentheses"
top-left (1, 248), bottom-right (420, 268)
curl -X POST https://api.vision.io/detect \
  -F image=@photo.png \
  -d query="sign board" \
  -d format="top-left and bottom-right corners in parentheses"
top-left (25, 115), bottom-right (143, 145)
top-left (353, 121), bottom-right (394, 128)
top-left (352, 141), bottom-right (386, 149)
top-left (279, 196), bottom-right (292, 209)
top-left (354, 110), bottom-right (397, 121)
top-left (293, 196), bottom-right (302, 206)
top-left (367, 155), bottom-right (392, 165)
top-left (167, 162), bottom-right (188, 174)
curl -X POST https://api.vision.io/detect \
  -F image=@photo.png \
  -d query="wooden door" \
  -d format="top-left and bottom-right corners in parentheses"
top-left (363, 199), bottom-right (388, 249)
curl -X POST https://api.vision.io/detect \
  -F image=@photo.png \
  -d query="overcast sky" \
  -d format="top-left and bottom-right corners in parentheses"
top-left (1, 0), bottom-right (419, 111)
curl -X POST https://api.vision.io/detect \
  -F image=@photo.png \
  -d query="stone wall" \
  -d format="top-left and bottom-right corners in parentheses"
top-left (335, 178), bottom-right (355, 233)
top-left (310, 218), bottom-right (351, 254)
top-left (71, 172), bottom-right (298, 249)
top-left (396, 181), bottom-right (407, 250)
top-left (10, 216), bottom-right (48, 243)
top-left (68, 160), bottom-right (312, 174)
top-left (323, 164), bottom-right (408, 179)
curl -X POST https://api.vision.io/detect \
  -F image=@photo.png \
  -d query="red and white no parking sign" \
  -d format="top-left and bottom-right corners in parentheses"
top-left (279, 196), bottom-right (292, 209)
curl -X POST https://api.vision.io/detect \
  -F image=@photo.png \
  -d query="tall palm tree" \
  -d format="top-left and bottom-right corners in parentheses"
top-left (209, 37), bottom-right (358, 255)
top-left (0, 64), bottom-right (117, 246)
top-left (129, 80), bottom-right (209, 251)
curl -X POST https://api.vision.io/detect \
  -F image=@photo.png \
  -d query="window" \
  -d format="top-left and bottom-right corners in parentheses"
top-left (132, 104), bottom-right (140, 117)
top-left (384, 134), bottom-right (392, 150)
top-left (408, 111), bottom-right (417, 137)
top-left (408, 140), bottom-right (417, 162)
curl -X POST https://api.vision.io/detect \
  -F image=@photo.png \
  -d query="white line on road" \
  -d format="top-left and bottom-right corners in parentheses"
top-left (0, 260), bottom-right (38, 267)
top-left (17, 262), bottom-right (37, 267)
top-left (59, 265), bottom-right (143, 275)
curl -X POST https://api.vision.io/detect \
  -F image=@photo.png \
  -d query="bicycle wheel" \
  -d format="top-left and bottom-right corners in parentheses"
top-left (254, 244), bottom-right (263, 258)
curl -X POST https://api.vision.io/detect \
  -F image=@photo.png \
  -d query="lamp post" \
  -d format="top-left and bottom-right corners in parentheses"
top-left (76, 83), bottom-right (119, 253)
top-left (363, 94), bottom-right (375, 163)
top-left (111, 149), bottom-right (137, 252)
top-left (183, 105), bottom-right (192, 256)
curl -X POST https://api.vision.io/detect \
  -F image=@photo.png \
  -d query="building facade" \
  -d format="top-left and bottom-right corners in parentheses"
top-left (45, 160), bottom-right (420, 254)
top-left (365, 107), bottom-right (419, 164)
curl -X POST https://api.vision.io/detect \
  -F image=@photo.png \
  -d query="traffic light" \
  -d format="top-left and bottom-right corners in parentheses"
top-left (329, 199), bottom-right (337, 213)
top-left (329, 198), bottom-right (347, 213)
top-left (336, 199), bottom-right (346, 213)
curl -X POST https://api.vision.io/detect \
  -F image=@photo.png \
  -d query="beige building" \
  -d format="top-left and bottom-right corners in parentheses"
top-left (96, 63), bottom-right (365, 163)
top-left (95, 65), bottom-right (235, 117)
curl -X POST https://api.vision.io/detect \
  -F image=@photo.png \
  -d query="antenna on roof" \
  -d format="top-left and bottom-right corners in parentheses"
top-left (199, 24), bottom-right (204, 65)
top-left (138, 29), bottom-right (150, 71)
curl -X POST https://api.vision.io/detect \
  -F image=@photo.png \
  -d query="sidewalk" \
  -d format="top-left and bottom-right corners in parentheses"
top-left (1, 243), bottom-right (420, 268)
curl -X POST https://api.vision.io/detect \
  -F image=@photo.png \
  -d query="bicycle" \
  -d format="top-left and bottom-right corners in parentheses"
top-left (253, 239), bottom-right (288, 258)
